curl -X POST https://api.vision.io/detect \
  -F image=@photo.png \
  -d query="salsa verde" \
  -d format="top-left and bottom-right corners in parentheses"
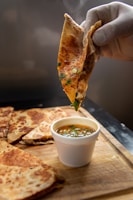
top-left (56, 124), bottom-right (95, 137)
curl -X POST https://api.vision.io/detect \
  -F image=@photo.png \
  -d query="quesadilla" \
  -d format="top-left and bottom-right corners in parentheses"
top-left (0, 140), bottom-right (63, 200)
top-left (0, 106), bottom-right (14, 138)
top-left (22, 107), bottom-right (70, 145)
top-left (0, 105), bottom-right (81, 145)
top-left (0, 164), bottom-right (57, 200)
top-left (7, 108), bottom-right (52, 144)
top-left (0, 140), bottom-right (45, 167)
top-left (22, 121), bottom-right (52, 145)
top-left (57, 13), bottom-right (101, 110)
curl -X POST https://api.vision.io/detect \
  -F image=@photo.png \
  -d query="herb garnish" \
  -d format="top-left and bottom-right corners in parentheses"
top-left (59, 73), bottom-right (66, 80)
top-left (57, 124), bottom-right (95, 137)
top-left (65, 79), bottom-right (71, 85)
top-left (71, 99), bottom-right (80, 111)
top-left (57, 62), bottom-right (61, 67)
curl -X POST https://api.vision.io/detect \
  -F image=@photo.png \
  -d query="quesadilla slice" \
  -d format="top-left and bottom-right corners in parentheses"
top-left (0, 140), bottom-right (45, 167)
top-left (7, 106), bottom-right (71, 145)
top-left (0, 164), bottom-right (57, 200)
top-left (7, 108), bottom-right (52, 144)
top-left (57, 13), bottom-right (101, 110)
top-left (0, 140), bottom-right (63, 200)
top-left (22, 121), bottom-right (52, 145)
top-left (22, 107), bottom-right (70, 145)
top-left (0, 106), bottom-right (14, 138)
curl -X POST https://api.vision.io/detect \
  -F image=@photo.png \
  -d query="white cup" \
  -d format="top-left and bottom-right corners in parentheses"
top-left (51, 117), bottom-right (100, 168)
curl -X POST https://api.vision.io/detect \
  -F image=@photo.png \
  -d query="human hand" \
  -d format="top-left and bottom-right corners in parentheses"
top-left (82, 2), bottom-right (133, 61)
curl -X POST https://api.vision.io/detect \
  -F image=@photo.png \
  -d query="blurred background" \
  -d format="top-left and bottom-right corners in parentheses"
top-left (0, 0), bottom-right (133, 130)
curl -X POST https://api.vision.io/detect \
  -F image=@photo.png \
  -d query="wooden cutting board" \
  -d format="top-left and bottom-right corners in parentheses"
top-left (18, 106), bottom-right (133, 200)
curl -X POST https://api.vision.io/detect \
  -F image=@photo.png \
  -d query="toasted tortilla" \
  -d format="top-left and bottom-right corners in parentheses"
top-left (0, 164), bottom-right (57, 200)
top-left (0, 140), bottom-right (63, 200)
top-left (0, 106), bottom-right (14, 138)
top-left (57, 13), bottom-right (101, 110)
top-left (22, 121), bottom-right (52, 145)
top-left (0, 140), bottom-right (45, 167)
top-left (22, 107), bottom-right (70, 145)
top-left (1, 106), bottom-right (81, 145)
top-left (7, 108), bottom-right (52, 144)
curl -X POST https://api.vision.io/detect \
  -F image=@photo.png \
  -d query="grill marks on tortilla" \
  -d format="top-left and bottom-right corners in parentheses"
top-left (0, 141), bottom-right (47, 167)
top-left (7, 107), bottom-right (70, 144)
top-left (0, 106), bottom-right (14, 138)
top-left (0, 140), bottom-right (61, 200)
top-left (0, 105), bottom-right (83, 145)
top-left (57, 13), bottom-right (102, 110)
top-left (22, 107), bottom-right (69, 145)
top-left (22, 121), bottom-right (52, 145)
top-left (7, 108), bottom-right (50, 143)
top-left (58, 14), bottom-right (85, 104)
top-left (76, 21), bottom-right (102, 104)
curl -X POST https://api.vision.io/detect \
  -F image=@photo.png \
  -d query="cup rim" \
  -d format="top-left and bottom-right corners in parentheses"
top-left (50, 116), bottom-right (100, 140)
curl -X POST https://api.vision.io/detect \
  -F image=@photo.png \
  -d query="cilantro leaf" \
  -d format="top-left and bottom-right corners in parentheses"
top-left (71, 100), bottom-right (80, 111)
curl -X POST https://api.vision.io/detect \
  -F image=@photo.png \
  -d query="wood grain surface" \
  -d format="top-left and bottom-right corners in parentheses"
top-left (17, 106), bottom-right (133, 200)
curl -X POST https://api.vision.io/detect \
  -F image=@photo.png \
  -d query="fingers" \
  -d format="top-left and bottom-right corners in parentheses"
top-left (93, 13), bottom-right (133, 46)
top-left (92, 21), bottom-right (117, 46)
top-left (81, 3), bottom-right (116, 45)
top-left (82, 2), bottom-right (133, 46)
top-left (83, 3), bottom-right (111, 31)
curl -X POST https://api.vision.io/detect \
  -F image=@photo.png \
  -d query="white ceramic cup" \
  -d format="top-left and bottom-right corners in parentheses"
top-left (51, 117), bottom-right (100, 168)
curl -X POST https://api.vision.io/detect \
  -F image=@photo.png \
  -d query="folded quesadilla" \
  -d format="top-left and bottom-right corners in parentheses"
top-left (57, 13), bottom-right (101, 110)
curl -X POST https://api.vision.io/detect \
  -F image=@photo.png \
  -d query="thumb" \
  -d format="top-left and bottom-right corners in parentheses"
top-left (92, 22), bottom-right (116, 46)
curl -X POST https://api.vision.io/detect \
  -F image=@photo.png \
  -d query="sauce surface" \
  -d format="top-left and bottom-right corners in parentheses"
top-left (56, 124), bottom-right (95, 137)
